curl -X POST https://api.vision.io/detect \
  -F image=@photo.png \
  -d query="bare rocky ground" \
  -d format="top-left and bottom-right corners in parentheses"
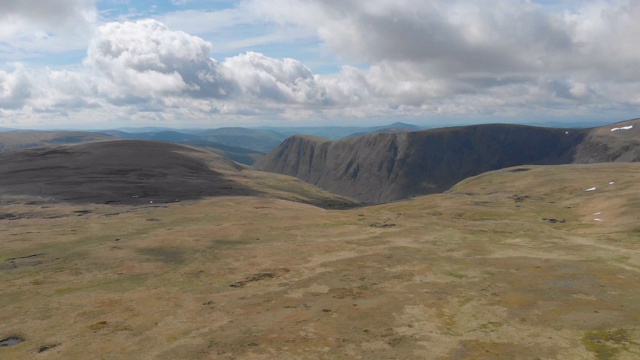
top-left (1, 163), bottom-right (640, 359)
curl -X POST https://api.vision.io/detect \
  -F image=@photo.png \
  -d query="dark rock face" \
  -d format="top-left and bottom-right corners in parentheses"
top-left (574, 127), bottom-right (640, 163)
top-left (255, 120), bottom-right (640, 204)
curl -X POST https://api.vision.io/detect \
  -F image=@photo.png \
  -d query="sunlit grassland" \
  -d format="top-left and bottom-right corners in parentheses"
top-left (1, 163), bottom-right (640, 359)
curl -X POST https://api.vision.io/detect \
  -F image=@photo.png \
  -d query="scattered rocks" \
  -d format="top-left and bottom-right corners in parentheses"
top-left (0, 213), bottom-right (22, 220)
top-left (229, 272), bottom-right (275, 288)
top-left (1, 254), bottom-right (44, 270)
top-left (284, 303), bottom-right (311, 310)
top-left (473, 201), bottom-right (491, 206)
top-left (38, 343), bottom-right (60, 353)
top-left (5, 254), bottom-right (43, 262)
top-left (542, 218), bottom-right (565, 224)
top-left (332, 287), bottom-right (366, 299)
top-left (90, 321), bottom-right (108, 332)
top-left (369, 222), bottom-right (396, 228)
top-left (509, 195), bottom-right (530, 203)
top-left (0, 262), bottom-right (18, 270)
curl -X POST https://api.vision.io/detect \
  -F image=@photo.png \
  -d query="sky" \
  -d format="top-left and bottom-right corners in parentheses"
top-left (1, 0), bottom-right (639, 129)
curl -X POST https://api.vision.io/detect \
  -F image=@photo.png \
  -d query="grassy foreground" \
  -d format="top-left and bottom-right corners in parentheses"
top-left (1, 163), bottom-right (640, 359)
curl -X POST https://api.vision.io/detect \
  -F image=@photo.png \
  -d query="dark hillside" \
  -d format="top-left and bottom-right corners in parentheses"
top-left (0, 140), bottom-right (252, 205)
top-left (256, 119), bottom-right (640, 204)
top-left (0, 140), bottom-right (359, 208)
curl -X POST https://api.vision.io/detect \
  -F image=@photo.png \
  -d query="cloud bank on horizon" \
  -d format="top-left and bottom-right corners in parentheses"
top-left (1, 0), bottom-right (639, 129)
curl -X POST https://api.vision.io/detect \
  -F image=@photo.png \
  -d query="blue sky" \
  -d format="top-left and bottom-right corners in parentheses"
top-left (1, 0), bottom-right (639, 129)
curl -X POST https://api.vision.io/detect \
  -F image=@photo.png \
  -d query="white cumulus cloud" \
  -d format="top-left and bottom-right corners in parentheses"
top-left (0, 0), bottom-right (96, 54)
top-left (0, 65), bottom-right (32, 110)
top-left (3, 1), bottom-right (640, 128)
top-left (84, 20), bottom-right (358, 109)
top-left (86, 19), bottom-right (236, 103)
top-left (225, 51), bottom-right (331, 104)
top-left (245, 0), bottom-right (640, 111)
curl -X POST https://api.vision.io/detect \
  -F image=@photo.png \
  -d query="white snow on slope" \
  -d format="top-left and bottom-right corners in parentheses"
top-left (611, 125), bottom-right (634, 132)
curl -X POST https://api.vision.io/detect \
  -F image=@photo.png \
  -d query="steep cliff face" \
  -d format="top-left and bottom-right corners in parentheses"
top-left (254, 120), bottom-right (640, 204)
top-left (574, 119), bottom-right (640, 163)
top-left (254, 124), bottom-right (589, 203)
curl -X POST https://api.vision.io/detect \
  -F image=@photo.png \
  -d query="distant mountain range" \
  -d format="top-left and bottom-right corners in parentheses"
top-left (193, 127), bottom-right (288, 153)
top-left (3, 119), bottom-right (639, 204)
top-left (0, 122), bottom-right (428, 165)
top-left (103, 123), bottom-right (425, 152)
top-left (99, 130), bottom-right (265, 165)
top-left (0, 131), bottom-right (113, 153)
top-left (254, 119), bottom-right (640, 203)
top-left (257, 122), bottom-right (426, 140)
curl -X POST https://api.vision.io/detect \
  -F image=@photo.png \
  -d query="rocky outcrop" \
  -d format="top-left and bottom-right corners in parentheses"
top-left (574, 119), bottom-right (640, 163)
top-left (254, 119), bottom-right (640, 204)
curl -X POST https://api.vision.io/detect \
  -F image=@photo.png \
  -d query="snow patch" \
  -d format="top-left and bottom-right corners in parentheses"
top-left (593, 212), bottom-right (602, 215)
top-left (594, 218), bottom-right (603, 221)
top-left (611, 125), bottom-right (633, 132)
top-left (585, 187), bottom-right (596, 192)
top-left (609, 181), bottom-right (615, 185)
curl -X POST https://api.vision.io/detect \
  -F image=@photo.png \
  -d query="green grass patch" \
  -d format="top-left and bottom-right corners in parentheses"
top-left (136, 247), bottom-right (186, 264)
top-left (582, 329), bottom-right (630, 360)
top-left (478, 321), bottom-right (503, 331)
top-left (215, 239), bottom-right (252, 247)
top-left (447, 271), bottom-right (466, 279)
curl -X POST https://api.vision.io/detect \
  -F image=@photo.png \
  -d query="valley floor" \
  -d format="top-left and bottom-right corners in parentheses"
top-left (1, 163), bottom-right (640, 359)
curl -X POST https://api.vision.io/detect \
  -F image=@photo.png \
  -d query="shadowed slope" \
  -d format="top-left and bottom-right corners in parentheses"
top-left (255, 124), bottom-right (588, 203)
top-left (255, 119), bottom-right (640, 204)
top-left (574, 118), bottom-right (640, 163)
top-left (0, 140), bottom-right (359, 208)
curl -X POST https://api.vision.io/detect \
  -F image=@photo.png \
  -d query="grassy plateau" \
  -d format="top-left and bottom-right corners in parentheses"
top-left (1, 163), bottom-right (640, 359)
